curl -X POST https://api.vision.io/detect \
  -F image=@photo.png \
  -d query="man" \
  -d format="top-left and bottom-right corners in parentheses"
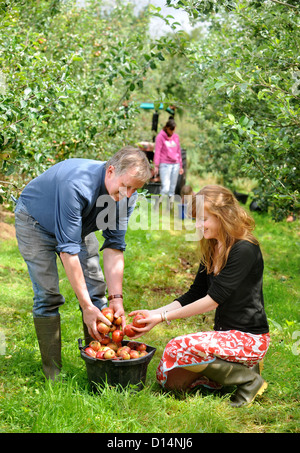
top-left (14, 147), bottom-right (151, 380)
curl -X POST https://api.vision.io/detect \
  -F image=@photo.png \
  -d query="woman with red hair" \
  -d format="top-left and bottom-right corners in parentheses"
top-left (130, 185), bottom-right (270, 408)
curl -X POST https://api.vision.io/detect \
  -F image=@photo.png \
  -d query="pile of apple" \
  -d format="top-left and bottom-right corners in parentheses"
top-left (84, 307), bottom-right (148, 361)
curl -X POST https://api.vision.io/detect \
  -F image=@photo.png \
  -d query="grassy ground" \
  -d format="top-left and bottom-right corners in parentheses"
top-left (0, 201), bottom-right (299, 434)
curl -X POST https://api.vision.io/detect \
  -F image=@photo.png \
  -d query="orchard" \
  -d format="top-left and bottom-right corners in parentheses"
top-left (0, 0), bottom-right (299, 220)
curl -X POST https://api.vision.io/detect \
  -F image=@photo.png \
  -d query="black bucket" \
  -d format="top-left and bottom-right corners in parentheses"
top-left (78, 339), bottom-right (156, 391)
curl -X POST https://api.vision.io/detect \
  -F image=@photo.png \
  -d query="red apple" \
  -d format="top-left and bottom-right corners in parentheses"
top-left (136, 343), bottom-right (147, 352)
top-left (102, 307), bottom-right (114, 323)
top-left (139, 351), bottom-right (148, 357)
top-left (119, 349), bottom-right (130, 360)
top-left (113, 316), bottom-right (122, 326)
top-left (117, 346), bottom-right (131, 356)
top-left (109, 324), bottom-right (117, 332)
top-left (97, 321), bottom-right (110, 335)
top-left (129, 350), bottom-right (140, 359)
top-left (96, 350), bottom-right (105, 359)
top-left (124, 324), bottom-right (136, 338)
top-left (132, 313), bottom-right (146, 328)
top-left (85, 347), bottom-right (96, 358)
top-left (104, 348), bottom-right (116, 359)
top-left (107, 342), bottom-right (118, 352)
top-left (100, 334), bottom-right (110, 345)
top-left (89, 340), bottom-right (101, 352)
top-left (127, 341), bottom-right (139, 349)
top-left (133, 313), bottom-right (146, 327)
top-left (112, 329), bottom-right (124, 343)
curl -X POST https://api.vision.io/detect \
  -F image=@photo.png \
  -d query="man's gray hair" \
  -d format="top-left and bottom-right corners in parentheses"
top-left (106, 146), bottom-right (152, 182)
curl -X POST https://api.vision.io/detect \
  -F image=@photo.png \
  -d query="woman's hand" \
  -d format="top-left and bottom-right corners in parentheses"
top-left (127, 309), bottom-right (162, 339)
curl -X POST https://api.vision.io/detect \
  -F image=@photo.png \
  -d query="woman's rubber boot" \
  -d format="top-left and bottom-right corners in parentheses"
top-left (202, 358), bottom-right (268, 408)
top-left (33, 315), bottom-right (62, 381)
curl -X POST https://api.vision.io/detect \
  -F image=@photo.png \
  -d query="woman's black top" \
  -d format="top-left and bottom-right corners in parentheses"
top-left (176, 240), bottom-right (269, 334)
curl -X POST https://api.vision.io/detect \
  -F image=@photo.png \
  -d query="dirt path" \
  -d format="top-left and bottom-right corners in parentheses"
top-left (0, 207), bottom-right (16, 241)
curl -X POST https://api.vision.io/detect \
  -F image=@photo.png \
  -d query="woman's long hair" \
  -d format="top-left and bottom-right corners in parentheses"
top-left (192, 185), bottom-right (258, 274)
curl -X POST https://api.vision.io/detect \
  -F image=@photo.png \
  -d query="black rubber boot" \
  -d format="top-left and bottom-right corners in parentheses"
top-left (202, 358), bottom-right (268, 407)
top-left (33, 315), bottom-right (62, 381)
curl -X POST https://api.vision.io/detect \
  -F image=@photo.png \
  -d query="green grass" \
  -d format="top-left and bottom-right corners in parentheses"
top-left (0, 205), bottom-right (299, 433)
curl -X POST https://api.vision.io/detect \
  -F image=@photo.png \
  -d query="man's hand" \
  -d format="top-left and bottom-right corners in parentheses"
top-left (82, 304), bottom-right (112, 341)
top-left (109, 297), bottom-right (126, 329)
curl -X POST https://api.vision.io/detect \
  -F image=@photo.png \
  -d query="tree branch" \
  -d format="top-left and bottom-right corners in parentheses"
top-left (269, 0), bottom-right (299, 10)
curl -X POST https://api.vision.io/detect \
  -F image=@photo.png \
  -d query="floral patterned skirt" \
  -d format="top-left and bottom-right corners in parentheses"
top-left (156, 330), bottom-right (270, 389)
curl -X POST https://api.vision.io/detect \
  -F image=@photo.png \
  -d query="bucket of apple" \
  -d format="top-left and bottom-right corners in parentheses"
top-left (78, 308), bottom-right (156, 391)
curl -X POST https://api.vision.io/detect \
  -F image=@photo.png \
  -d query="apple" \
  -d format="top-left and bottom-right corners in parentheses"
top-left (100, 334), bottom-right (110, 345)
top-left (100, 346), bottom-right (110, 351)
top-left (109, 324), bottom-right (117, 332)
top-left (119, 349), bottom-right (130, 360)
top-left (112, 329), bottom-right (124, 343)
top-left (89, 340), bottom-right (101, 352)
top-left (102, 307), bottom-right (114, 323)
top-left (104, 348), bottom-right (116, 359)
top-left (124, 324), bottom-right (136, 338)
top-left (127, 341), bottom-right (139, 349)
top-left (85, 347), bottom-right (96, 358)
top-left (113, 316), bottom-right (122, 326)
top-left (96, 350), bottom-right (105, 359)
top-left (132, 313), bottom-right (146, 328)
top-left (117, 346), bottom-right (131, 356)
top-left (97, 321), bottom-right (110, 335)
top-left (136, 343), bottom-right (147, 352)
top-left (139, 351), bottom-right (148, 357)
top-left (107, 342), bottom-right (118, 352)
top-left (129, 350), bottom-right (140, 359)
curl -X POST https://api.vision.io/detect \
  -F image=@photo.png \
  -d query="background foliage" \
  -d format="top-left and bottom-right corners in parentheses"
top-left (0, 0), bottom-right (299, 219)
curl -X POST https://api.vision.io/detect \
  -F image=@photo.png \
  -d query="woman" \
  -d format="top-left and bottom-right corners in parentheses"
top-left (153, 118), bottom-right (184, 203)
top-left (130, 185), bottom-right (270, 408)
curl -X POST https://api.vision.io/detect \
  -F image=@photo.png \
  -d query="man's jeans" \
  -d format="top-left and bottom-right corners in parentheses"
top-left (14, 199), bottom-right (107, 318)
top-left (159, 163), bottom-right (180, 197)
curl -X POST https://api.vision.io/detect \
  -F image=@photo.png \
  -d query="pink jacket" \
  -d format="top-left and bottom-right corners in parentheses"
top-left (153, 129), bottom-right (182, 168)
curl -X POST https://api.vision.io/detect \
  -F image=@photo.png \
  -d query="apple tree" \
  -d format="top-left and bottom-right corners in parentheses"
top-left (157, 0), bottom-right (300, 220)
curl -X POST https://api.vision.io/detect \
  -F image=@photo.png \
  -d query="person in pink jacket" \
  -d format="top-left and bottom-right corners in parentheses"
top-left (153, 119), bottom-right (184, 204)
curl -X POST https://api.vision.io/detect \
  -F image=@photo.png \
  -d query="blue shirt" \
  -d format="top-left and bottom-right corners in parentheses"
top-left (19, 158), bottom-right (137, 254)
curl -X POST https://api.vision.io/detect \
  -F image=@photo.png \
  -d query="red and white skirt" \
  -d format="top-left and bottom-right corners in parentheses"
top-left (156, 330), bottom-right (270, 389)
